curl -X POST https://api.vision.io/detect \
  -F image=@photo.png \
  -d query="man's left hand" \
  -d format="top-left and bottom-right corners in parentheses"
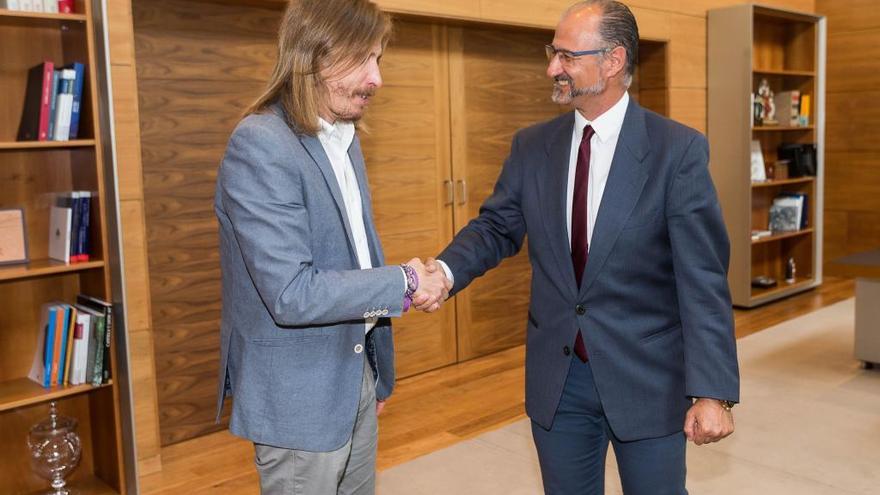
top-left (376, 400), bottom-right (387, 417)
top-left (683, 398), bottom-right (734, 445)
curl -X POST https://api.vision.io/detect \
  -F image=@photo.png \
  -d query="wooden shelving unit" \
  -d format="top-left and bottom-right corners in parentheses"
top-left (708, 4), bottom-right (826, 308)
top-left (0, 1), bottom-right (127, 493)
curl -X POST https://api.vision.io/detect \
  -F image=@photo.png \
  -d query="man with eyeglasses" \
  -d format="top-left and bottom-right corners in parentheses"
top-left (427, 1), bottom-right (739, 493)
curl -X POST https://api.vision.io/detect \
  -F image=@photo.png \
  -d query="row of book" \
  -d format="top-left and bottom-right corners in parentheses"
top-left (773, 90), bottom-right (811, 127)
top-left (0, 0), bottom-right (74, 12)
top-left (49, 191), bottom-right (93, 263)
top-left (17, 61), bottom-right (86, 142)
top-left (768, 193), bottom-right (809, 233)
top-left (28, 294), bottom-right (113, 388)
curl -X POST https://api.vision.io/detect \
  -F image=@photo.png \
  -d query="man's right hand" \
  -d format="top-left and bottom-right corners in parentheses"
top-left (406, 258), bottom-right (451, 313)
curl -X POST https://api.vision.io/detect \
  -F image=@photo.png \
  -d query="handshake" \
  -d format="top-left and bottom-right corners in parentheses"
top-left (404, 258), bottom-right (452, 313)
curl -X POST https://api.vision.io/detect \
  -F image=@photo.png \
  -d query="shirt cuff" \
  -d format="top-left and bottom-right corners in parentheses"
top-left (436, 259), bottom-right (454, 288)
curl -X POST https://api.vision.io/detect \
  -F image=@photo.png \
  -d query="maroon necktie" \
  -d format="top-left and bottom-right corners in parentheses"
top-left (571, 125), bottom-right (594, 363)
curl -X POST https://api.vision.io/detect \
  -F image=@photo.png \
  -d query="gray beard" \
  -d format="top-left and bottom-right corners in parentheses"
top-left (551, 77), bottom-right (606, 104)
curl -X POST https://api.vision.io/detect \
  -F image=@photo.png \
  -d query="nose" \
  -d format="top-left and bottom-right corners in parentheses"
top-left (547, 55), bottom-right (563, 79)
top-left (367, 60), bottom-right (383, 89)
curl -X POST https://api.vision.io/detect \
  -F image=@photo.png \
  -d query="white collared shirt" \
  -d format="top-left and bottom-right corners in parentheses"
top-left (437, 93), bottom-right (630, 288)
top-left (566, 92), bottom-right (629, 249)
top-left (317, 118), bottom-right (378, 333)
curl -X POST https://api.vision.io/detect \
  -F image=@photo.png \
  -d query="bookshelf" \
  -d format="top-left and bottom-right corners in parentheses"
top-left (708, 4), bottom-right (825, 308)
top-left (0, 2), bottom-right (129, 494)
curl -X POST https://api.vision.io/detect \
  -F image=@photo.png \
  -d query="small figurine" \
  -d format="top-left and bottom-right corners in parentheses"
top-left (757, 78), bottom-right (777, 125)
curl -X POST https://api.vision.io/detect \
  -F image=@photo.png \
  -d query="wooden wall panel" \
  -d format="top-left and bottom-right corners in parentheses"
top-left (449, 25), bottom-right (562, 360)
top-left (133, 0), bottom-right (277, 446)
top-left (359, 22), bottom-right (458, 378)
top-left (817, 0), bottom-right (880, 273)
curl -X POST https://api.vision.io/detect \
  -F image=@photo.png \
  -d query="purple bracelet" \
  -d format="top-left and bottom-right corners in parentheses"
top-left (400, 264), bottom-right (419, 312)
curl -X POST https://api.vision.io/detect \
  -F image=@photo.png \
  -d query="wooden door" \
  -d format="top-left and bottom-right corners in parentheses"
top-left (448, 26), bottom-right (565, 361)
top-left (359, 21), bottom-right (457, 378)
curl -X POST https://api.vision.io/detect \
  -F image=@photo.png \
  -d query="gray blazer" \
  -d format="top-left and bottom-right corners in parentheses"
top-left (439, 101), bottom-right (740, 441)
top-left (214, 103), bottom-right (403, 451)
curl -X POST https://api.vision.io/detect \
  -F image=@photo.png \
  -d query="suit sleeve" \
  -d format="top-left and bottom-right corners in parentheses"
top-left (216, 120), bottom-right (405, 327)
top-left (666, 133), bottom-right (740, 403)
top-left (438, 132), bottom-right (528, 295)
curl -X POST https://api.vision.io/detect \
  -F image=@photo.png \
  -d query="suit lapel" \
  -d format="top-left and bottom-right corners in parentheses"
top-left (579, 101), bottom-right (651, 297)
top-left (349, 136), bottom-right (385, 266)
top-left (536, 112), bottom-right (579, 300)
top-left (299, 134), bottom-right (361, 262)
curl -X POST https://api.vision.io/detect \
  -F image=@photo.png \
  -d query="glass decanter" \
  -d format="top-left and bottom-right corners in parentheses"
top-left (27, 401), bottom-right (82, 495)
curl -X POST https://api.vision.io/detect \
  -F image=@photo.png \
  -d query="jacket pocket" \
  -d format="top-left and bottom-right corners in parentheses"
top-left (639, 323), bottom-right (681, 344)
top-left (250, 333), bottom-right (330, 347)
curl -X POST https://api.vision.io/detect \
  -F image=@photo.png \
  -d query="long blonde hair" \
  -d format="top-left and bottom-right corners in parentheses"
top-left (245, 0), bottom-right (392, 135)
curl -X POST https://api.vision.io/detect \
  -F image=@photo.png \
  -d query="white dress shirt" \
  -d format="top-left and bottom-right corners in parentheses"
top-left (566, 91), bottom-right (629, 249)
top-left (317, 118), bottom-right (379, 332)
top-left (438, 92), bottom-right (630, 287)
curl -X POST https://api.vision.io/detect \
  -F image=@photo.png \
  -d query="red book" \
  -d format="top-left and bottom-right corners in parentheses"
top-left (58, 0), bottom-right (75, 13)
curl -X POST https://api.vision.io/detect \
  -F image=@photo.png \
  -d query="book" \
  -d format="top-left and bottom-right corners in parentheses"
top-left (769, 195), bottom-right (803, 232)
top-left (28, 305), bottom-right (58, 388)
top-left (77, 192), bottom-right (92, 261)
top-left (70, 311), bottom-right (91, 385)
top-left (53, 69), bottom-right (76, 141)
top-left (32, 0), bottom-right (43, 11)
top-left (47, 70), bottom-right (60, 140)
top-left (780, 192), bottom-right (809, 229)
top-left (773, 90), bottom-right (800, 127)
top-left (75, 304), bottom-right (103, 385)
top-left (48, 205), bottom-right (72, 263)
top-left (798, 94), bottom-right (811, 126)
top-left (750, 140), bottom-right (766, 182)
top-left (61, 306), bottom-right (77, 385)
top-left (20, 0), bottom-right (33, 10)
top-left (44, 0), bottom-right (56, 13)
top-left (50, 304), bottom-right (69, 385)
top-left (2, 2), bottom-right (23, 12)
top-left (58, 0), bottom-right (74, 13)
top-left (77, 294), bottom-right (113, 384)
top-left (17, 61), bottom-right (54, 141)
top-left (67, 63), bottom-right (85, 139)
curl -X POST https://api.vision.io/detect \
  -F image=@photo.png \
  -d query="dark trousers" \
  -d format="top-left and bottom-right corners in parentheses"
top-left (531, 358), bottom-right (687, 495)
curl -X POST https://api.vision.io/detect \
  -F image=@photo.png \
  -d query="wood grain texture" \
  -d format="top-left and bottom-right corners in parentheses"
top-left (362, 18), bottom-right (460, 380)
top-left (133, 0), bottom-right (279, 446)
top-left (818, 0), bottom-right (880, 271)
top-left (449, 25), bottom-right (562, 360)
top-left (138, 276), bottom-right (851, 495)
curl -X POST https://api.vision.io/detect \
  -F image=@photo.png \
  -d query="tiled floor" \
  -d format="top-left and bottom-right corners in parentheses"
top-left (377, 299), bottom-right (880, 494)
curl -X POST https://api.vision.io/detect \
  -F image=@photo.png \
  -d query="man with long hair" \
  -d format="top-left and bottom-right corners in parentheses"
top-left (214, 1), bottom-right (448, 493)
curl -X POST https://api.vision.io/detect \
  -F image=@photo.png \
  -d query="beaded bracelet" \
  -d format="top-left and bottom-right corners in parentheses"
top-left (400, 264), bottom-right (419, 312)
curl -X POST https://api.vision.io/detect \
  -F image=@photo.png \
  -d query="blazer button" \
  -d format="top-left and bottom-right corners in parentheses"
top-left (576, 305), bottom-right (586, 315)
top-left (354, 344), bottom-right (364, 354)
top-left (563, 345), bottom-right (571, 356)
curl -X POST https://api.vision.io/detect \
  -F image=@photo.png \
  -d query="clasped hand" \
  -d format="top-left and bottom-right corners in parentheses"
top-left (405, 257), bottom-right (451, 313)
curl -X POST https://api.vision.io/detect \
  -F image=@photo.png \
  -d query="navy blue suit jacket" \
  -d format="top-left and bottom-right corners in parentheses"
top-left (439, 100), bottom-right (739, 441)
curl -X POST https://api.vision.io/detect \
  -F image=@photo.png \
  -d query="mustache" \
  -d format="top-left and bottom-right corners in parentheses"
top-left (554, 74), bottom-right (574, 85)
top-left (353, 86), bottom-right (377, 98)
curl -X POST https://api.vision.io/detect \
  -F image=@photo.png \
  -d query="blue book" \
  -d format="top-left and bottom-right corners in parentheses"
top-left (56, 305), bottom-right (71, 385)
top-left (78, 192), bottom-right (91, 261)
top-left (47, 70), bottom-right (60, 140)
top-left (43, 307), bottom-right (58, 388)
top-left (67, 63), bottom-right (85, 139)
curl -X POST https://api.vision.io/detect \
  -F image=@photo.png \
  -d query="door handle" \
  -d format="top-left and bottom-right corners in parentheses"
top-left (444, 180), bottom-right (454, 206)
top-left (456, 179), bottom-right (467, 206)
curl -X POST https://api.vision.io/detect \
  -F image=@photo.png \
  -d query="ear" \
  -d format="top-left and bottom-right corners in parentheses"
top-left (603, 45), bottom-right (627, 81)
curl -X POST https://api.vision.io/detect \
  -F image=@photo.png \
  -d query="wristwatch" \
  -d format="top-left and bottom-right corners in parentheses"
top-left (718, 400), bottom-right (736, 411)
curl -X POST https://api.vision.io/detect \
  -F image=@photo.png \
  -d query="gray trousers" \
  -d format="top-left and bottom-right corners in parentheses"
top-left (254, 358), bottom-right (378, 495)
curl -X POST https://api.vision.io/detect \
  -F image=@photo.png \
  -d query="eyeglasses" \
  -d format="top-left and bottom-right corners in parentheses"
top-left (544, 44), bottom-right (609, 64)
